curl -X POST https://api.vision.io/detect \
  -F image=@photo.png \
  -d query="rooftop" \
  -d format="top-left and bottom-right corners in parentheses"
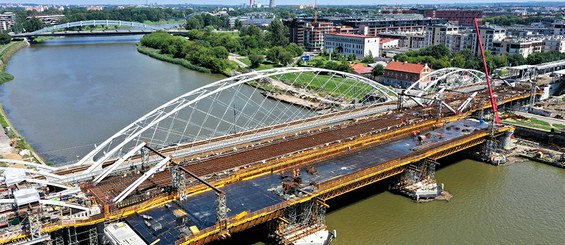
top-left (385, 61), bottom-right (427, 74)
top-left (351, 63), bottom-right (373, 74)
top-left (380, 38), bottom-right (398, 44)
top-left (326, 33), bottom-right (376, 38)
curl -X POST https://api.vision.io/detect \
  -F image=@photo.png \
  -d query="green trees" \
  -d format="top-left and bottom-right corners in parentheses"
top-left (372, 64), bottom-right (385, 77)
top-left (249, 54), bottom-right (265, 68)
top-left (268, 18), bottom-right (289, 47)
top-left (186, 14), bottom-right (228, 30)
top-left (286, 43), bottom-right (304, 57)
top-left (361, 55), bottom-right (375, 63)
top-left (267, 46), bottom-right (293, 66)
top-left (0, 32), bottom-right (10, 45)
top-left (482, 15), bottom-right (543, 26)
top-left (140, 32), bottom-right (231, 73)
top-left (58, 7), bottom-right (189, 24)
top-left (22, 17), bottom-right (44, 32)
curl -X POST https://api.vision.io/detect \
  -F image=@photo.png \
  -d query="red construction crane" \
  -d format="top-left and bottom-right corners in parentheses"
top-left (474, 18), bottom-right (501, 125)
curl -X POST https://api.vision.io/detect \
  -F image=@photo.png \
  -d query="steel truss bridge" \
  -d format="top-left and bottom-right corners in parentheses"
top-left (0, 67), bottom-right (537, 245)
top-left (10, 20), bottom-right (187, 38)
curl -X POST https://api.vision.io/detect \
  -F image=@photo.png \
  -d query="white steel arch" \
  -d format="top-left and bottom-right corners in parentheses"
top-left (71, 67), bottom-right (397, 171)
top-left (30, 20), bottom-right (159, 35)
top-left (405, 68), bottom-right (486, 96)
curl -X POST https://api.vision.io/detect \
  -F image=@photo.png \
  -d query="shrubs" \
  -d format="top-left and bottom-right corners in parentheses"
top-left (140, 32), bottom-right (228, 73)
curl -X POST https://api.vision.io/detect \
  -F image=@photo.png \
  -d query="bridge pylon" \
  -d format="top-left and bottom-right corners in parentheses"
top-left (270, 198), bottom-right (332, 245)
top-left (390, 158), bottom-right (445, 202)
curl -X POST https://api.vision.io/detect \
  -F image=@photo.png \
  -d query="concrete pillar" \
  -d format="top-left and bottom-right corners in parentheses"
top-left (502, 129), bottom-right (514, 149)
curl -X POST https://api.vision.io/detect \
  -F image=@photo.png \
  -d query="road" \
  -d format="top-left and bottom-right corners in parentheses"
top-left (513, 111), bottom-right (565, 126)
top-left (228, 53), bottom-right (248, 68)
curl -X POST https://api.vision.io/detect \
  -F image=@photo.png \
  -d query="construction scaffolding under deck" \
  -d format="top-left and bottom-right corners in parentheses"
top-left (123, 119), bottom-right (490, 244)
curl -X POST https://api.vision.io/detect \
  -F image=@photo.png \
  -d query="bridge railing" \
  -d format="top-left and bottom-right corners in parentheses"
top-left (30, 20), bottom-right (159, 34)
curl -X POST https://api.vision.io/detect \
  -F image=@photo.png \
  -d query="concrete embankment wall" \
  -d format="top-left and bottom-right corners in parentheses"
top-left (513, 126), bottom-right (565, 146)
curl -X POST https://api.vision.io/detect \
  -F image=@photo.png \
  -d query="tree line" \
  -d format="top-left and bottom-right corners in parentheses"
top-left (482, 15), bottom-right (545, 27)
top-left (140, 31), bottom-right (231, 73)
top-left (10, 7), bottom-right (191, 33)
top-left (183, 19), bottom-right (303, 67)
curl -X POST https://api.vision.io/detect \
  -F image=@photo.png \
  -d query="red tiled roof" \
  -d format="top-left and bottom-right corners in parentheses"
top-left (385, 61), bottom-right (427, 74)
top-left (379, 38), bottom-right (397, 44)
top-left (351, 63), bottom-right (373, 74)
top-left (327, 33), bottom-right (376, 38)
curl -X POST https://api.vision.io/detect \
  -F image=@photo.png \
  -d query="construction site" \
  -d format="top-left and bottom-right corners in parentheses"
top-left (0, 19), bottom-right (560, 245)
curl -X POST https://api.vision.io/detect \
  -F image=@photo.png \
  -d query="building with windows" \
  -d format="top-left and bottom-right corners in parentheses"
top-left (381, 61), bottom-right (432, 89)
top-left (423, 10), bottom-right (483, 26)
top-left (493, 37), bottom-right (543, 58)
top-left (304, 22), bottom-right (334, 52)
top-left (380, 38), bottom-right (399, 49)
top-left (324, 33), bottom-right (380, 59)
top-left (544, 36), bottom-right (565, 53)
top-left (425, 25), bottom-right (460, 46)
top-left (0, 12), bottom-right (15, 31)
top-left (379, 32), bottom-right (426, 50)
top-left (554, 20), bottom-right (565, 35)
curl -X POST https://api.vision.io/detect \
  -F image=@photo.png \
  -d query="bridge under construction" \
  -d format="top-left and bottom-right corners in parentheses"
top-left (0, 66), bottom-right (540, 245)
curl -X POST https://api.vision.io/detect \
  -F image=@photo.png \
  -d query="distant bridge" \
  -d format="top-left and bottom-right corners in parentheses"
top-left (10, 20), bottom-right (188, 38)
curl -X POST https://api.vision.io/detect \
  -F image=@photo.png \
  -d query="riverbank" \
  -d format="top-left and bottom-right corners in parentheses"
top-left (136, 44), bottom-right (213, 73)
top-left (0, 41), bottom-right (29, 84)
top-left (0, 40), bottom-right (46, 164)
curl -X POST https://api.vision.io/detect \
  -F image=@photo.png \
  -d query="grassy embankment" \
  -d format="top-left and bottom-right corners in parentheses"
top-left (504, 117), bottom-right (565, 132)
top-left (237, 57), bottom-right (282, 71)
top-left (0, 42), bottom-right (27, 84)
top-left (0, 40), bottom-right (44, 163)
top-left (248, 71), bottom-right (377, 101)
top-left (137, 44), bottom-right (240, 76)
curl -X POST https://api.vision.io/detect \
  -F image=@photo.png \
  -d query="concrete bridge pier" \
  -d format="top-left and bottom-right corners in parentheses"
top-left (270, 199), bottom-right (334, 245)
top-left (390, 159), bottom-right (444, 202)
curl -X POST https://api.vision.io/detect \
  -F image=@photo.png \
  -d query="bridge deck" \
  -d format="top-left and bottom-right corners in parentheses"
top-left (88, 114), bottom-right (416, 203)
top-left (125, 119), bottom-right (488, 244)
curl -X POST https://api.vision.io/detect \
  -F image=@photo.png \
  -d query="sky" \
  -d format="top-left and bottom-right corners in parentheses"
top-left (3, 0), bottom-right (560, 5)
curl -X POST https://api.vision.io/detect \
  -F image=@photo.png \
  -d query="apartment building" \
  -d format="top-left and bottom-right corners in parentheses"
top-left (423, 9), bottom-right (483, 26)
top-left (0, 12), bottom-right (15, 31)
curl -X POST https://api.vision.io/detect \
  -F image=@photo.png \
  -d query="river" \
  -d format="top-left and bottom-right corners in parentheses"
top-left (2, 36), bottom-right (225, 163)
top-left (2, 36), bottom-right (564, 244)
top-left (325, 158), bottom-right (565, 245)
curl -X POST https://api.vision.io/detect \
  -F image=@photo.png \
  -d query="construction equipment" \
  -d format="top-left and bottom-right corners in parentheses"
top-left (474, 17), bottom-right (501, 125)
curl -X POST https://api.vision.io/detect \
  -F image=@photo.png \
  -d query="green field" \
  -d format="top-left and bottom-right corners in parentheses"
top-left (238, 57), bottom-right (251, 66)
top-left (503, 117), bottom-right (564, 132)
top-left (278, 72), bottom-right (375, 100)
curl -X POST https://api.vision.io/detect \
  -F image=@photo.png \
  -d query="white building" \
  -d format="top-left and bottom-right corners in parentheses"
top-left (544, 36), bottom-right (565, 53)
top-left (425, 24), bottom-right (460, 47)
top-left (379, 38), bottom-right (399, 49)
top-left (324, 33), bottom-right (380, 59)
top-left (554, 20), bottom-right (565, 35)
top-left (379, 32), bottom-right (426, 50)
top-left (470, 25), bottom-right (507, 56)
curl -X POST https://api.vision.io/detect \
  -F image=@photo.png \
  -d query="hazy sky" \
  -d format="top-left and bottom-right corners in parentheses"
top-left (3, 0), bottom-right (559, 5)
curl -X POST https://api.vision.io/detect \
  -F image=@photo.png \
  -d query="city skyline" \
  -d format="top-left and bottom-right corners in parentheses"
top-left (2, 0), bottom-right (559, 5)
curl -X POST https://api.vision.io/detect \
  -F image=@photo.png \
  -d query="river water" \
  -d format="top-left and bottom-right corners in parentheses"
top-left (326, 158), bottom-right (565, 245)
top-left (2, 37), bottom-right (564, 244)
top-left (2, 36), bottom-right (225, 163)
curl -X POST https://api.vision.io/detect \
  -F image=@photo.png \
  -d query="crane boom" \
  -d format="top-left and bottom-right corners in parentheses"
top-left (474, 18), bottom-right (501, 125)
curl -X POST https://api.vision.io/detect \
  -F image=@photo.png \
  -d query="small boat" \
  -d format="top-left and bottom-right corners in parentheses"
top-left (142, 214), bottom-right (153, 220)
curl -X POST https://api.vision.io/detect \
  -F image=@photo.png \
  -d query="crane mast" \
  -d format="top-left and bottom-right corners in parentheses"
top-left (474, 18), bottom-right (501, 125)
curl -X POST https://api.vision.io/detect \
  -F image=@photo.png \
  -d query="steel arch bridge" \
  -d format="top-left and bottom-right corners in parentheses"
top-left (405, 67), bottom-right (486, 96)
top-left (72, 67), bottom-right (398, 173)
top-left (29, 20), bottom-right (160, 35)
